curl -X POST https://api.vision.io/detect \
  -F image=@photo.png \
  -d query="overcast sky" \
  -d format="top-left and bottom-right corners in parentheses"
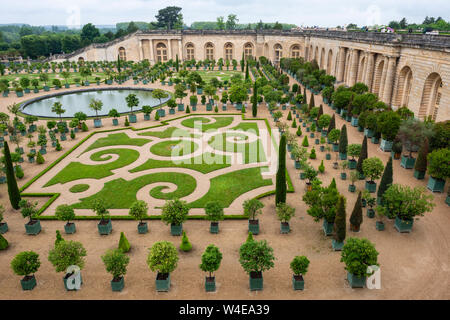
top-left (1, 0), bottom-right (449, 27)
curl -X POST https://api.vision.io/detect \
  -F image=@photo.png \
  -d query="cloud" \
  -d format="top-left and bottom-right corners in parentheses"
top-left (0, 0), bottom-right (448, 27)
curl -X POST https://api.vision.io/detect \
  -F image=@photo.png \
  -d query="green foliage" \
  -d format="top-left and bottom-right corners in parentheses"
top-left (246, 232), bottom-right (254, 243)
top-left (239, 239), bottom-right (275, 274)
top-left (15, 165), bottom-right (24, 179)
top-left (180, 231), bottom-right (193, 252)
top-left (55, 204), bottom-right (75, 222)
top-left (334, 196), bottom-right (346, 242)
top-left (147, 241), bottom-right (179, 274)
top-left (429, 121), bottom-right (450, 151)
top-left (328, 129), bottom-right (340, 144)
top-left (48, 240), bottom-right (87, 273)
top-left (318, 114), bottom-right (331, 129)
top-left (92, 199), bottom-right (110, 221)
top-left (427, 148), bottom-right (450, 180)
top-left (347, 144), bottom-right (362, 159)
top-left (287, 111), bottom-right (292, 120)
top-left (302, 179), bottom-right (340, 223)
top-left (296, 126), bottom-right (302, 136)
top-left (3, 142), bottom-right (21, 209)
top-left (243, 198), bottom-right (264, 220)
top-left (290, 256), bottom-right (310, 276)
top-left (341, 238), bottom-right (379, 277)
top-left (102, 249), bottom-right (130, 279)
top-left (338, 125), bottom-right (348, 154)
top-left (379, 184), bottom-right (435, 221)
top-left (362, 157), bottom-right (384, 182)
top-left (0, 234), bottom-right (8, 250)
top-left (19, 199), bottom-right (38, 220)
top-left (128, 200), bottom-right (148, 223)
top-left (377, 156), bottom-right (393, 200)
top-left (327, 114), bottom-right (336, 133)
top-left (186, 105), bottom-right (191, 113)
top-left (205, 201), bottom-right (224, 222)
top-left (356, 136), bottom-right (368, 175)
top-left (81, 122), bottom-right (89, 132)
top-left (309, 148), bottom-right (317, 159)
top-left (11, 251), bottom-right (40, 276)
top-left (376, 111), bottom-right (401, 141)
top-left (276, 202), bottom-right (296, 222)
top-left (291, 118), bottom-right (297, 128)
top-left (414, 138), bottom-right (429, 172)
top-left (161, 198), bottom-right (189, 226)
top-left (199, 244), bottom-right (222, 276)
top-left (350, 192), bottom-right (363, 229)
top-left (55, 230), bottom-right (64, 247)
top-left (118, 232), bottom-right (131, 253)
top-left (302, 136), bottom-right (309, 147)
top-left (276, 134), bottom-right (287, 205)
top-left (318, 160), bottom-right (325, 173)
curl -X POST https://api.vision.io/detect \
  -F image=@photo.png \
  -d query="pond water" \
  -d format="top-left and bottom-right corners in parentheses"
top-left (21, 89), bottom-right (170, 118)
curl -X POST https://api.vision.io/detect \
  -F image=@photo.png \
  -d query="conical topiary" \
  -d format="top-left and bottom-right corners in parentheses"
top-left (118, 232), bottom-right (131, 253)
top-left (246, 232), bottom-right (254, 242)
top-left (287, 111), bottom-right (292, 120)
top-left (329, 178), bottom-right (337, 190)
top-left (356, 136), bottom-right (368, 176)
top-left (275, 134), bottom-right (287, 205)
top-left (180, 231), bottom-right (192, 252)
top-left (36, 151), bottom-right (45, 164)
top-left (309, 93), bottom-right (315, 112)
top-left (186, 105), bottom-right (191, 113)
top-left (302, 136), bottom-right (309, 147)
top-left (317, 104), bottom-right (323, 121)
top-left (4, 141), bottom-right (21, 209)
top-left (296, 126), bottom-right (302, 137)
top-left (377, 156), bottom-right (393, 202)
top-left (334, 196), bottom-right (346, 243)
top-left (0, 234), bottom-right (8, 250)
top-left (338, 124), bottom-right (348, 155)
top-left (55, 230), bottom-right (64, 247)
top-left (318, 160), bottom-right (325, 173)
top-left (309, 148), bottom-right (317, 159)
top-left (292, 119), bottom-right (297, 128)
top-left (349, 192), bottom-right (363, 231)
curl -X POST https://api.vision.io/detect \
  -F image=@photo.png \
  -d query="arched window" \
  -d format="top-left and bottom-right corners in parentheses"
top-left (186, 43), bottom-right (195, 60)
top-left (244, 43), bottom-right (253, 59)
top-left (224, 43), bottom-right (233, 61)
top-left (205, 42), bottom-right (214, 61)
top-left (118, 47), bottom-right (126, 61)
top-left (274, 44), bottom-right (283, 62)
top-left (156, 43), bottom-right (167, 62)
top-left (291, 45), bottom-right (301, 58)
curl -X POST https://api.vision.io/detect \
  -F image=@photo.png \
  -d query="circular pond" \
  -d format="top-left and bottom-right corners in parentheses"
top-left (20, 88), bottom-right (171, 118)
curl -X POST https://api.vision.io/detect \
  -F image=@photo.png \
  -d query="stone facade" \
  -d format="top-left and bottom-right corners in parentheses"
top-left (51, 30), bottom-right (450, 122)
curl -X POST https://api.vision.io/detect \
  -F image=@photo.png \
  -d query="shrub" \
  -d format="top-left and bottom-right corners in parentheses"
top-left (379, 184), bottom-right (435, 221)
top-left (205, 201), bottom-right (224, 222)
top-left (15, 166), bottom-right (24, 179)
top-left (147, 241), bottom-right (179, 274)
top-left (328, 129), bottom-right (340, 144)
top-left (376, 111), bottom-right (401, 141)
top-left (199, 244), bottom-right (222, 278)
top-left (291, 119), bottom-right (297, 128)
top-left (318, 160), bottom-right (325, 173)
top-left (287, 111), bottom-right (292, 120)
top-left (118, 232), bottom-right (131, 253)
top-left (81, 122), bottom-right (89, 132)
top-left (55, 204), bottom-right (75, 223)
top-left (275, 202), bottom-right (296, 223)
top-left (246, 232), bottom-right (254, 243)
top-left (318, 114), bottom-right (331, 130)
top-left (19, 199), bottom-right (38, 221)
top-left (377, 156), bottom-right (393, 201)
top-left (414, 138), bottom-right (429, 172)
top-left (290, 256), bottom-right (310, 276)
top-left (309, 148), bottom-right (317, 159)
top-left (362, 157), bottom-right (384, 182)
top-left (48, 240), bottom-right (87, 273)
top-left (35, 151), bottom-right (45, 164)
top-left (334, 196), bottom-right (346, 242)
top-left (55, 230), bottom-right (64, 247)
top-left (356, 136), bottom-right (368, 175)
top-left (341, 238), bottom-right (378, 277)
top-left (11, 251), bottom-right (40, 276)
top-left (186, 105), bottom-right (191, 113)
top-left (239, 239), bottom-right (275, 274)
top-left (128, 200), bottom-right (148, 223)
top-left (427, 148), bottom-right (450, 180)
top-left (296, 126), bottom-right (302, 136)
top-left (302, 179), bottom-right (340, 223)
top-left (302, 136), bottom-right (309, 147)
top-left (102, 249), bottom-right (130, 280)
top-left (349, 192), bottom-right (363, 230)
top-left (179, 231), bottom-right (192, 252)
top-left (154, 113), bottom-right (160, 121)
top-left (347, 144), bottom-right (362, 159)
top-left (92, 199), bottom-right (110, 221)
top-left (161, 198), bottom-right (189, 226)
top-left (0, 234), bottom-right (8, 250)
top-left (338, 125), bottom-right (348, 154)
top-left (243, 198), bottom-right (264, 220)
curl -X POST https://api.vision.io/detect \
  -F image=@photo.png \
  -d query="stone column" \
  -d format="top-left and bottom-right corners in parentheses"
top-left (382, 56), bottom-right (397, 105)
top-left (348, 49), bottom-right (360, 87)
top-left (138, 40), bottom-right (143, 61)
top-left (167, 39), bottom-right (172, 60)
top-left (178, 39), bottom-right (183, 61)
top-left (149, 39), bottom-right (154, 64)
top-left (304, 37), bottom-right (310, 60)
top-left (364, 52), bottom-right (375, 91)
top-left (336, 47), bottom-right (346, 82)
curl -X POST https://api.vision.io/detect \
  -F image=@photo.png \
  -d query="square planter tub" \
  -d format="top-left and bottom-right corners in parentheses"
top-left (248, 219), bottom-right (259, 235)
top-left (292, 275), bottom-right (305, 290)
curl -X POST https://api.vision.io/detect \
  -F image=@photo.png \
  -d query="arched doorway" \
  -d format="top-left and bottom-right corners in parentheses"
top-left (395, 66), bottom-right (413, 108)
top-left (320, 48), bottom-right (325, 69)
top-left (327, 49), bottom-right (333, 74)
top-left (373, 59), bottom-right (385, 97)
top-left (357, 55), bottom-right (366, 83)
top-left (419, 72), bottom-right (442, 120)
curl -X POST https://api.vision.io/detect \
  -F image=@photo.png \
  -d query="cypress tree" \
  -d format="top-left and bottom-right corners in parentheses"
top-left (329, 178), bottom-right (337, 190)
top-left (414, 137), bottom-right (429, 173)
top-left (327, 113), bottom-right (336, 134)
top-left (296, 126), bottom-right (302, 136)
top-left (303, 88), bottom-right (307, 104)
top-left (356, 136), bottom-right (368, 176)
top-left (245, 62), bottom-right (249, 80)
top-left (275, 134), bottom-right (287, 205)
top-left (117, 55), bottom-right (121, 73)
top-left (252, 81), bottom-right (257, 117)
top-left (334, 196), bottom-right (346, 243)
top-left (287, 111), bottom-right (292, 121)
top-left (350, 192), bottom-right (363, 231)
top-left (292, 118), bottom-right (297, 128)
top-left (175, 54), bottom-right (179, 72)
top-left (317, 104), bottom-right (323, 121)
top-left (302, 136), bottom-right (309, 147)
top-left (377, 156), bottom-right (393, 202)
top-left (241, 52), bottom-right (245, 72)
top-left (309, 93), bottom-right (315, 112)
top-left (338, 124), bottom-right (348, 155)
top-left (4, 141), bottom-right (21, 209)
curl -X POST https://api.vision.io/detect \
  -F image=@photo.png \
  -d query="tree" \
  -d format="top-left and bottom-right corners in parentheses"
top-left (243, 198), bottom-right (264, 221)
top-left (129, 200), bottom-right (148, 224)
top-left (216, 17), bottom-right (225, 30)
top-left (334, 195), bottom-right (346, 242)
top-left (290, 256), bottom-right (310, 276)
top-left (152, 89), bottom-right (169, 108)
top-left (356, 136), bottom-right (368, 176)
top-left (341, 238), bottom-right (378, 277)
top-left (276, 134), bottom-right (287, 205)
top-left (88, 99), bottom-right (102, 118)
top-left (125, 93), bottom-right (139, 114)
top-left (226, 14), bottom-right (239, 30)
top-left (347, 144), bottom-right (362, 160)
top-left (161, 198), bottom-right (189, 226)
top-left (276, 202), bottom-right (295, 223)
top-left (349, 192), bottom-right (363, 231)
top-left (51, 101), bottom-right (66, 122)
top-left (11, 251), bottom-right (40, 277)
top-left (155, 6), bottom-right (183, 30)
top-left (327, 113), bottom-right (336, 133)
top-left (55, 204), bottom-right (75, 224)
top-left (414, 138), bottom-right (429, 173)
top-left (147, 241), bottom-right (179, 274)
top-left (3, 142), bottom-right (21, 209)
top-left (80, 23), bottom-right (100, 46)
top-left (55, 230), bottom-right (64, 247)
top-left (397, 118), bottom-right (434, 158)
top-left (200, 244), bottom-right (222, 278)
top-left (179, 231), bottom-right (192, 252)
top-left (318, 114), bottom-right (331, 131)
top-left (338, 125), bottom-right (348, 155)
top-left (377, 156), bottom-right (393, 202)
top-left (362, 157), bottom-right (384, 182)
top-left (239, 239), bottom-right (275, 274)
top-left (102, 249), bottom-right (130, 280)
top-left (205, 201), bottom-right (224, 222)
top-left (252, 81), bottom-right (257, 117)
top-left (92, 199), bottom-right (109, 222)
top-left (302, 179), bottom-right (340, 223)
top-left (427, 148), bottom-right (450, 180)
top-left (48, 241), bottom-right (87, 273)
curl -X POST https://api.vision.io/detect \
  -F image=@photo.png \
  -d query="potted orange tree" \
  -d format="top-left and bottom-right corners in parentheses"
top-left (19, 199), bottom-right (41, 235)
top-left (276, 202), bottom-right (295, 234)
top-left (243, 198), bottom-right (264, 235)
top-left (129, 200), bottom-right (148, 234)
top-left (147, 241), bottom-right (179, 291)
top-left (199, 244), bottom-right (222, 292)
top-left (362, 157), bottom-right (384, 193)
top-left (161, 198), bottom-right (189, 236)
top-left (205, 201), bottom-right (224, 234)
top-left (290, 255), bottom-right (310, 290)
top-left (341, 238), bottom-right (378, 288)
top-left (11, 251), bottom-right (41, 290)
top-left (93, 199), bottom-right (112, 235)
top-left (102, 248), bottom-right (130, 292)
top-left (55, 204), bottom-right (76, 234)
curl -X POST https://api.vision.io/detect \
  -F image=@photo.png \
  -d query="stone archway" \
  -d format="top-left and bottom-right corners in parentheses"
top-left (320, 48), bottom-right (325, 69)
top-left (419, 72), bottom-right (442, 120)
top-left (373, 59), bottom-right (385, 98)
top-left (327, 49), bottom-right (333, 75)
top-left (395, 66), bottom-right (413, 108)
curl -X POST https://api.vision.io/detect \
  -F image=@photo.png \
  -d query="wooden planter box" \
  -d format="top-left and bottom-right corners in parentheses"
top-left (64, 222), bottom-right (76, 234)
top-left (111, 277), bottom-right (125, 292)
top-left (157, 109), bottom-right (166, 117)
top-left (332, 239), bottom-right (344, 251)
top-left (112, 118), bottom-right (119, 126)
top-left (144, 114), bottom-right (150, 121)
top-left (210, 222), bottom-right (219, 234)
top-left (292, 275), bottom-right (305, 290)
top-left (280, 222), bottom-right (290, 234)
top-left (128, 114), bottom-right (137, 123)
top-left (205, 276), bottom-right (216, 292)
top-left (400, 155), bottom-right (415, 169)
top-left (248, 219), bottom-right (259, 235)
top-left (427, 176), bottom-right (445, 193)
top-left (170, 223), bottom-right (183, 236)
top-left (348, 159), bottom-right (357, 169)
top-left (347, 272), bottom-right (366, 288)
top-left (25, 220), bottom-right (41, 235)
top-left (177, 104), bottom-right (185, 111)
top-left (348, 184), bottom-right (356, 192)
top-left (138, 222), bottom-right (148, 234)
top-left (394, 217), bottom-right (414, 233)
top-left (94, 119), bottom-right (102, 128)
top-left (20, 275), bottom-right (37, 291)
top-left (98, 219), bottom-right (112, 235)
top-left (380, 139), bottom-right (393, 152)
top-left (376, 221), bottom-right (385, 231)
top-left (351, 117), bottom-right (359, 127)
top-left (365, 181), bottom-right (377, 193)
top-left (367, 209), bottom-right (375, 218)
top-left (156, 273), bottom-right (170, 291)
top-left (339, 152), bottom-right (347, 160)
top-left (169, 108), bottom-right (176, 115)
top-left (322, 220), bottom-right (334, 236)
top-left (0, 222), bottom-right (8, 234)
top-left (249, 271), bottom-right (263, 291)
top-left (413, 170), bottom-right (425, 180)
